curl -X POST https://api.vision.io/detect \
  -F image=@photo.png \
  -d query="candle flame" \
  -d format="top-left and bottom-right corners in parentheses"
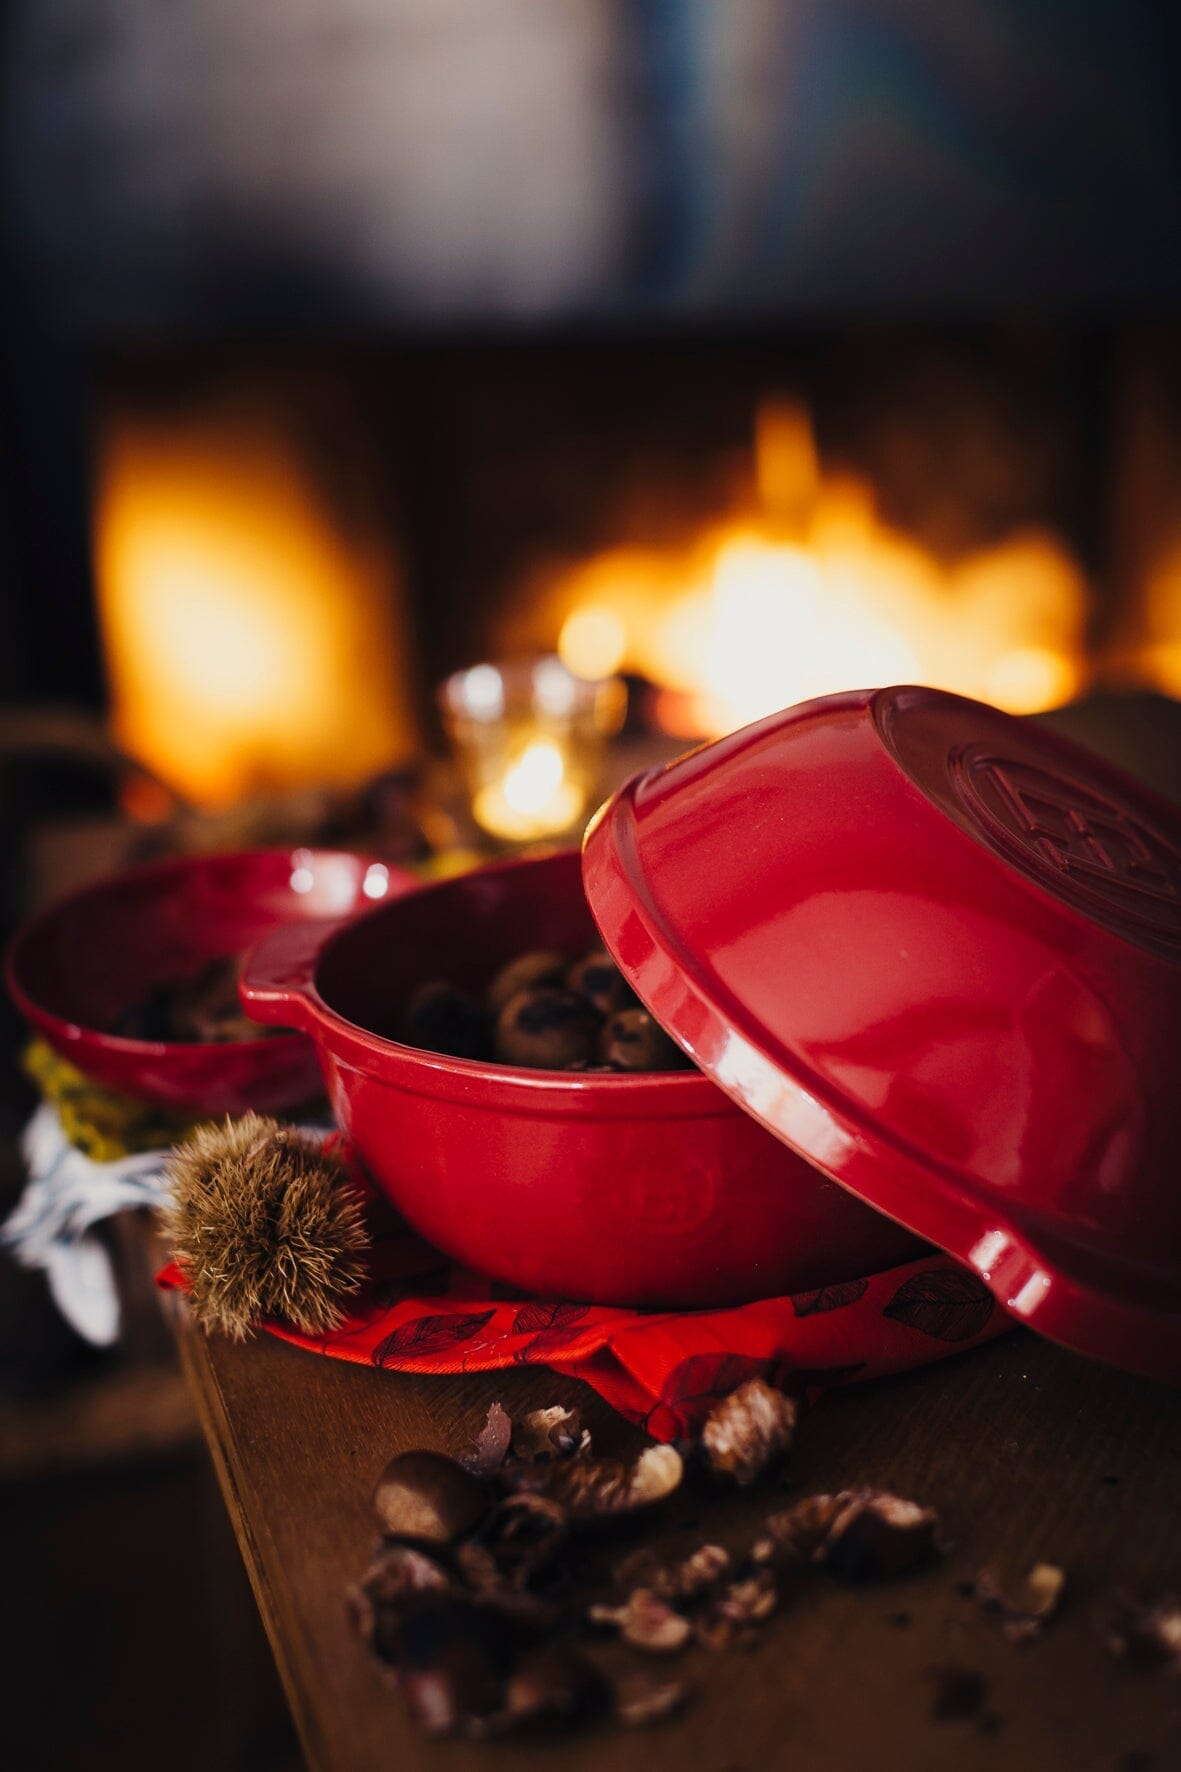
top-left (473, 740), bottom-right (584, 841)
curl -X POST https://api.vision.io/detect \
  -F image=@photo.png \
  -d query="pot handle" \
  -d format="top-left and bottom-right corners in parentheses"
top-left (239, 919), bottom-right (344, 1034)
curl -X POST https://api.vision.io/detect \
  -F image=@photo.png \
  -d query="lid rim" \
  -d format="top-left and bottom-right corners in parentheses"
top-left (582, 686), bottom-right (1181, 1383)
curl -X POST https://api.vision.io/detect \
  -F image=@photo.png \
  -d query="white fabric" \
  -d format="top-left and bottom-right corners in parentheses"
top-left (3, 1104), bottom-right (170, 1345)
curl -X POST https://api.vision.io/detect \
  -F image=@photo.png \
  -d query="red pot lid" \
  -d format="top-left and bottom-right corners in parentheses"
top-left (582, 686), bottom-right (1181, 1382)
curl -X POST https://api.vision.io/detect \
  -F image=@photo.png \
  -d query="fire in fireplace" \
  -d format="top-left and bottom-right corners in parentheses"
top-left (86, 330), bottom-right (1181, 820)
top-left (93, 367), bottom-right (418, 809)
top-left (539, 397), bottom-right (1088, 738)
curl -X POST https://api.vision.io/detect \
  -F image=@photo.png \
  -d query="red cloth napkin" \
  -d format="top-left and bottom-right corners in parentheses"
top-left (158, 1146), bottom-right (1012, 1439)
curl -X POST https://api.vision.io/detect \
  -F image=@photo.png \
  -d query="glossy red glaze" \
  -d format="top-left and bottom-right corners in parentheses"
top-left (240, 848), bottom-right (920, 1308)
top-left (583, 686), bottom-right (1181, 1382)
top-left (7, 850), bottom-right (415, 1115)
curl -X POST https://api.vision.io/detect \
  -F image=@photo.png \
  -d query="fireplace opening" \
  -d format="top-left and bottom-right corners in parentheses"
top-left (84, 327), bottom-right (1181, 826)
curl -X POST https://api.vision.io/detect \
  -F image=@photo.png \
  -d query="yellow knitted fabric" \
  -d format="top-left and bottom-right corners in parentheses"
top-left (23, 1041), bottom-right (194, 1162)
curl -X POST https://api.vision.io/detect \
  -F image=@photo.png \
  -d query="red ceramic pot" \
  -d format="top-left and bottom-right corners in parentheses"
top-left (583, 686), bottom-right (1181, 1381)
top-left (240, 848), bottom-right (921, 1307)
top-left (7, 849), bottom-right (413, 1116)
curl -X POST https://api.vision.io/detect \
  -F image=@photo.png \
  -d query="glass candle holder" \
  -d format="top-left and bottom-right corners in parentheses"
top-left (440, 657), bottom-right (626, 845)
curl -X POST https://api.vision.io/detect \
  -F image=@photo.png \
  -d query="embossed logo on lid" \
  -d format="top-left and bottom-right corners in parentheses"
top-left (952, 746), bottom-right (1181, 947)
top-left (874, 685), bottom-right (1181, 959)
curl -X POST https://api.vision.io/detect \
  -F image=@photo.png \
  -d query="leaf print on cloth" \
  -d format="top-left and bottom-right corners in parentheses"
top-left (511, 1302), bottom-right (591, 1336)
top-left (643, 1353), bottom-right (769, 1441)
top-left (791, 1278), bottom-right (870, 1317)
top-left (509, 1302), bottom-right (595, 1363)
top-left (883, 1269), bottom-right (995, 1342)
top-left (371, 1309), bottom-right (497, 1366)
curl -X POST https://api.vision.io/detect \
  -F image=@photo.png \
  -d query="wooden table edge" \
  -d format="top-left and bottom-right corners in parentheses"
top-left (171, 1296), bottom-right (334, 1772)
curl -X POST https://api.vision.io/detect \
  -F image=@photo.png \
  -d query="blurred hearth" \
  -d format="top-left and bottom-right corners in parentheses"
top-left (9, 327), bottom-right (1181, 905)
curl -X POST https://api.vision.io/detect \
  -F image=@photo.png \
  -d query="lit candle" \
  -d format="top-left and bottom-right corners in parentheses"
top-left (440, 657), bottom-right (624, 846)
top-left (473, 739), bottom-right (584, 842)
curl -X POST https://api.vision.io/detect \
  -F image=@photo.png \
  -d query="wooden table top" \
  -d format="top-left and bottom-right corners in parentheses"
top-left (169, 1295), bottom-right (1181, 1772)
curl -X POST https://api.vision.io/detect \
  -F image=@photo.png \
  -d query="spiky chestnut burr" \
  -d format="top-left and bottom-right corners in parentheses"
top-left (160, 1114), bottom-right (369, 1339)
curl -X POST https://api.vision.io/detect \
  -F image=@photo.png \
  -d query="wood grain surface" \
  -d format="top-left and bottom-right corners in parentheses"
top-left (169, 1301), bottom-right (1181, 1772)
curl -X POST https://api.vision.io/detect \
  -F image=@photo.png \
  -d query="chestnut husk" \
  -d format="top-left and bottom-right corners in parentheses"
top-left (614, 1672), bottom-right (691, 1728)
top-left (348, 1543), bottom-right (455, 1663)
top-left (511, 1406), bottom-right (588, 1461)
top-left (973, 1561), bottom-right (1065, 1641)
top-left (815, 1489), bottom-right (941, 1582)
top-left (1102, 1590), bottom-right (1181, 1669)
top-left (503, 1443), bottom-right (683, 1524)
top-left (589, 1588), bottom-right (692, 1653)
top-left (458, 1402), bottom-right (514, 1477)
top-left (459, 1492), bottom-right (570, 1590)
top-left (395, 1593), bottom-right (517, 1735)
top-left (697, 1379), bottom-right (798, 1487)
top-left (467, 1645), bottom-right (611, 1738)
top-left (752, 1495), bottom-right (847, 1570)
top-left (693, 1570), bottom-right (778, 1648)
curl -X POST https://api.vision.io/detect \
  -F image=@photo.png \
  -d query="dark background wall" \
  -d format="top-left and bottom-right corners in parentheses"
top-left (6, 1), bottom-right (1181, 334)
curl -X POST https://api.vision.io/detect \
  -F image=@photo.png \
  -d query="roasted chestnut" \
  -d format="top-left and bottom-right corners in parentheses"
top-left (373, 1450), bottom-right (490, 1543)
top-left (396, 946), bottom-right (696, 1073)
top-left (111, 955), bottom-right (276, 1044)
top-left (600, 1007), bottom-right (688, 1073)
top-left (486, 951), bottom-right (567, 1017)
top-left (495, 988), bottom-right (600, 1070)
top-left (399, 982), bottom-right (490, 1060)
top-left (565, 948), bottom-right (636, 1017)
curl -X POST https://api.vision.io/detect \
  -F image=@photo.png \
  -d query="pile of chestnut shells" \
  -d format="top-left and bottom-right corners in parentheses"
top-left (347, 1385), bottom-right (948, 1741)
top-left (349, 1413), bottom-right (691, 1739)
top-left (398, 948), bottom-right (693, 1073)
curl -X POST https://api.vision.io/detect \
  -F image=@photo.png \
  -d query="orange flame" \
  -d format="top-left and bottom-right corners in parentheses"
top-left (95, 395), bottom-right (416, 807)
top-left (556, 401), bottom-right (1089, 736)
top-left (1135, 537), bottom-right (1181, 697)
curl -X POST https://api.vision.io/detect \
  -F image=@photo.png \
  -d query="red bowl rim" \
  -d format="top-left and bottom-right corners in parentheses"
top-left (274, 845), bottom-right (723, 1101)
top-left (5, 846), bottom-right (366, 1060)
